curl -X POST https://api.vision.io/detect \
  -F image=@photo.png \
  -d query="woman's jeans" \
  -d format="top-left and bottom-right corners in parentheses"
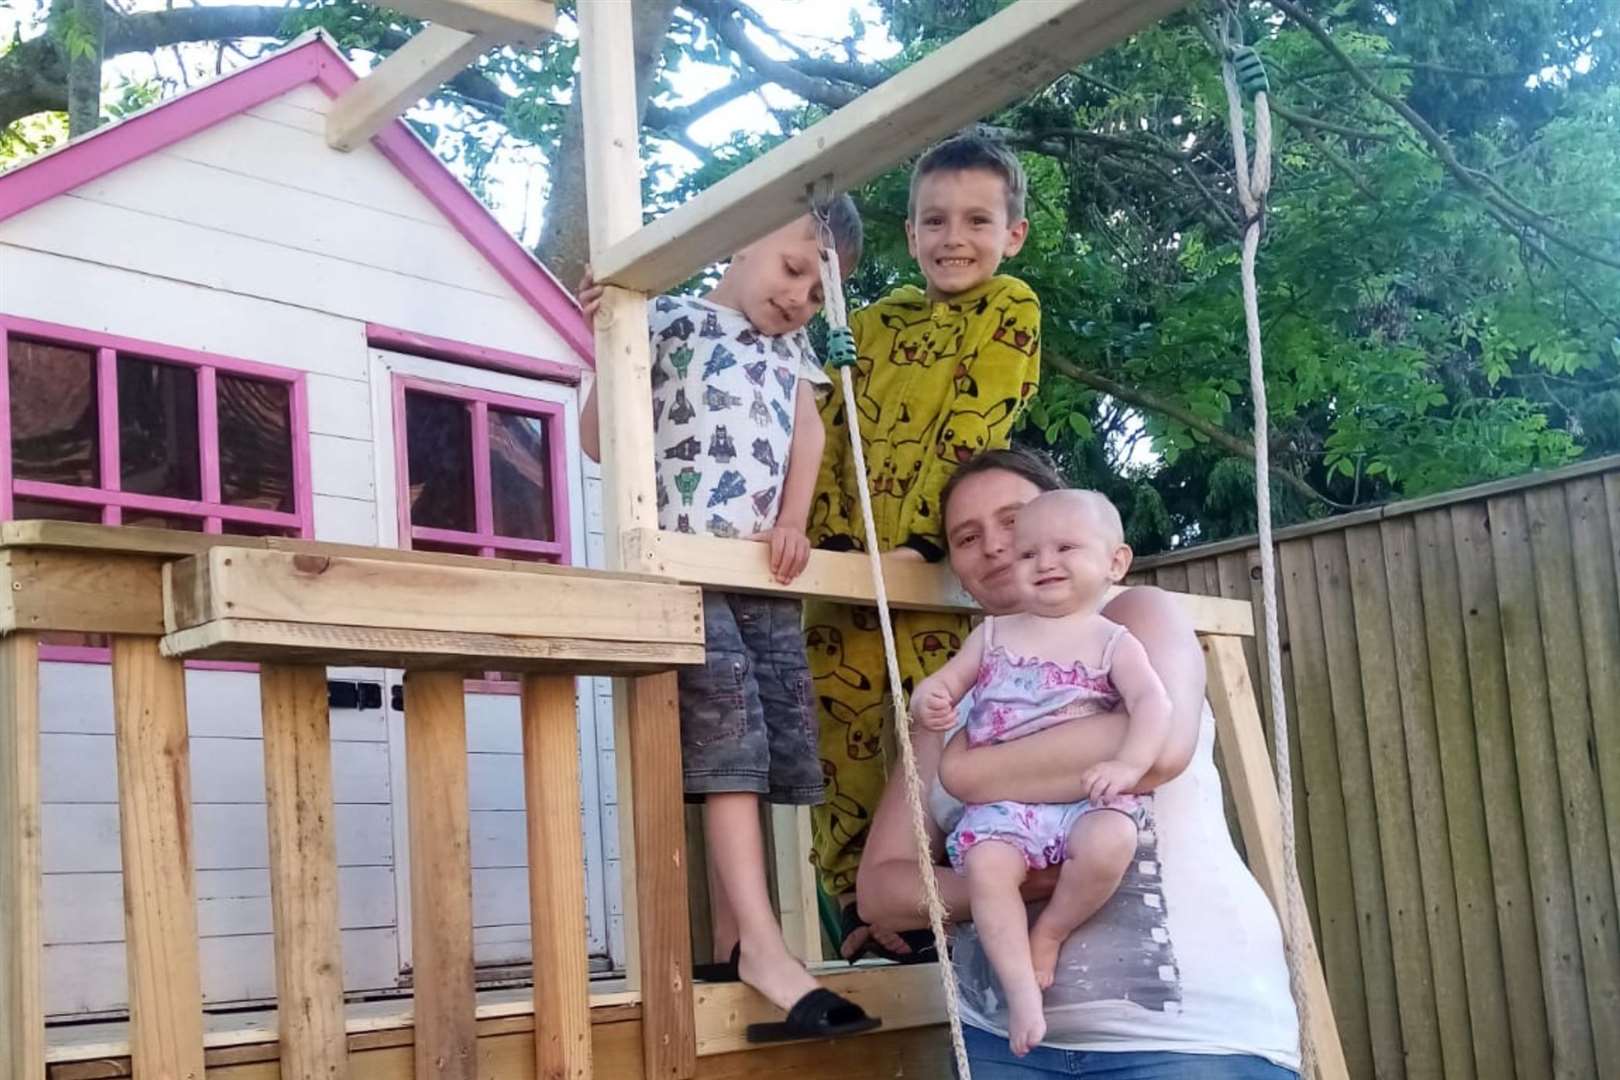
top-left (961, 1024), bottom-right (1300, 1079)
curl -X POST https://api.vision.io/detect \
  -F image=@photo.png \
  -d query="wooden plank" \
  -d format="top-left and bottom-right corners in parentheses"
top-left (522, 675), bottom-right (593, 1080)
top-left (1203, 635), bottom-right (1349, 1080)
top-left (109, 636), bottom-right (205, 1080)
top-left (769, 805), bottom-right (821, 964)
top-left (0, 634), bottom-right (43, 1080)
top-left (1342, 525), bottom-right (1443, 1077)
top-left (161, 616), bottom-right (704, 674)
top-left (164, 548), bottom-right (704, 646)
top-left (1449, 502), bottom-right (1554, 1079)
top-left (624, 673), bottom-right (695, 1079)
top-left (633, 530), bottom-right (1255, 633)
top-left (0, 549), bottom-right (165, 635)
top-left (1410, 509), bottom-right (1516, 1080)
top-left (693, 963), bottom-right (940, 1057)
top-left (1310, 533), bottom-right (1404, 1080)
top-left (1521, 486), bottom-right (1620, 1072)
top-left (258, 664), bottom-right (348, 1080)
top-left (1153, 563), bottom-right (1190, 593)
top-left (403, 670), bottom-right (477, 1080)
top-left (382, 0), bottom-right (555, 42)
top-left (1374, 520), bottom-right (1475, 1079)
top-left (1486, 494), bottom-right (1597, 1079)
top-left (591, 0), bottom-right (1188, 293)
top-left (327, 26), bottom-right (498, 151)
top-left (1278, 540), bottom-right (1371, 1080)
top-left (1567, 477), bottom-right (1620, 913)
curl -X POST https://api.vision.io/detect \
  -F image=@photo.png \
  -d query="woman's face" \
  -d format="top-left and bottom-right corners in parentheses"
top-left (944, 468), bottom-right (1045, 615)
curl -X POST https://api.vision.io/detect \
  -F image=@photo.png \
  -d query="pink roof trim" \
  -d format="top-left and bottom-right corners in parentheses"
top-left (0, 33), bottom-right (592, 364)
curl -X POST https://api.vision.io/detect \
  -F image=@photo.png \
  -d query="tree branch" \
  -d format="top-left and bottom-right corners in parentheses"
top-left (1044, 353), bottom-right (1345, 508)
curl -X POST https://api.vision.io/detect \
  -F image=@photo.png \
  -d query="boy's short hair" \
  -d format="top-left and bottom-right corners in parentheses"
top-left (908, 130), bottom-right (1027, 223)
top-left (820, 193), bottom-right (865, 277)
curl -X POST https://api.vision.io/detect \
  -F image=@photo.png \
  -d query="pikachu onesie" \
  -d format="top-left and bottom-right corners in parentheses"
top-left (806, 274), bottom-right (1041, 898)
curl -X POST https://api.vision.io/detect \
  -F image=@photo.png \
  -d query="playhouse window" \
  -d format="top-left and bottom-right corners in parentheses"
top-left (395, 376), bottom-right (568, 563)
top-left (1, 316), bottom-right (313, 658)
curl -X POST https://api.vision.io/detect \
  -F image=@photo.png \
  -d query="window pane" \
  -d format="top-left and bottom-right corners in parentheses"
top-left (9, 339), bottom-right (98, 487)
top-left (119, 358), bottom-right (200, 499)
top-left (12, 498), bottom-right (99, 523)
top-left (217, 375), bottom-right (294, 512)
top-left (405, 391), bottom-right (474, 532)
top-left (122, 512), bottom-right (203, 531)
top-left (489, 409), bottom-right (554, 542)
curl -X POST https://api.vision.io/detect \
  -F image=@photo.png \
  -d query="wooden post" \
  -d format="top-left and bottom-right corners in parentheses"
top-left (111, 636), bottom-right (206, 1080)
top-left (626, 673), bottom-right (695, 1080)
top-left (522, 674), bottom-right (593, 1080)
top-left (404, 670), bottom-right (477, 1080)
top-left (0, 633), bottom-right (43, 1080)
top-left (260, 663), bottom-right (349, 1079)
top-left (1203, 634), bottom-right (1349, 1080)
top-left (771, 805), bottom-right (822, 963)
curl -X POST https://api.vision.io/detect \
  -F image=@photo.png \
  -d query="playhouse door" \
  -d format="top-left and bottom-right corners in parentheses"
top-left (367, 347), bottom-right (615, 977)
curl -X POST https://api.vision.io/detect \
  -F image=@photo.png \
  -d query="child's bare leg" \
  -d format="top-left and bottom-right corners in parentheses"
top-left (1029, 810), bottom-right (1137, 989)
top-left (704, 792), bottom-right (818, 1010)
top-left (963, 841), bottom-right (1046, 1056)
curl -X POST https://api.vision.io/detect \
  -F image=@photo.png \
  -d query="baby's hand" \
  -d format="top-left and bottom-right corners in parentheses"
top-left (1080, 759), bottom-right (1146, 802)
top-left (749, 525), bottom-right (810, 584)
top-left (885, 546), bottom-right (927, 563)
top-left (577, 267), bottom-right (605, 329)
top-left (909, 680), bottom-right (957, 732)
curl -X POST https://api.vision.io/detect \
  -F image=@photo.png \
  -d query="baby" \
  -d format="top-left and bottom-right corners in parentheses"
top-left (910, 489), bottom-right (1172, 1055)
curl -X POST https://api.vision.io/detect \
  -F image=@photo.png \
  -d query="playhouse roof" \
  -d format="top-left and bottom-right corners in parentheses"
top-left (0, 31), bottom-right (589, 361)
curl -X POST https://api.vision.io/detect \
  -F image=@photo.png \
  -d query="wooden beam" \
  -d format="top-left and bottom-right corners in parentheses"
top-left (161, 617), bottom-right (704, 674)
top-left (592, 0), bottom-right (1187, 292)
top-left (1203, 634), bottom-right (1350, 1080)
top-left (625, 673), bottom-right (695, 1079)
top-left (110, 637), bottom-right (206, 1080)
top-left (0, 634), bottom-right (42, 1080)
top-left (631, 529), bottom-right (1255, 635)
top-left (327, 25), bottom-right (497, 151)
top-left (381, 0), bottom-right (554, 42)
top-left (0, 549), bottom-right (165, 636)
top-left (259, 664), bottom-right (349, 1080)
top-left (522, 675), bottom-right (594, 1080)
top-left (770, 805), bottom-right (821, 964)
top-left (403, 670), bottom-right (477, 1080)
top-left (164, 547), bottom-right (703, 646)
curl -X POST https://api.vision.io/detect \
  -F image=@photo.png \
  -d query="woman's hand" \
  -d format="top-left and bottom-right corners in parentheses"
top-left (577, 267), bottom-right (605, 327)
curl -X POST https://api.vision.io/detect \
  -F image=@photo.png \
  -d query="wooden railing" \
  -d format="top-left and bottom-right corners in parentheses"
top-left (0, 521), bottom-right (703, 1080)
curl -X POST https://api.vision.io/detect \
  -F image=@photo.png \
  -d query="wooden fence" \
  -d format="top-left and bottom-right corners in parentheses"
top-left (1128, 456), bottom-right (1620, 1080)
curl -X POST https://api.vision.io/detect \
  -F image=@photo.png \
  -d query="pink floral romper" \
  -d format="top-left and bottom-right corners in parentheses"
top-left (945, 616), bottom-right (1148, 871)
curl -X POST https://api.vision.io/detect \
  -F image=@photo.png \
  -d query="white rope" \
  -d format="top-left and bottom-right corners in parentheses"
top-left (814, 202), bottom-right (974, 1080)
top-left (1219, 19), bottom-right (1318, 1079)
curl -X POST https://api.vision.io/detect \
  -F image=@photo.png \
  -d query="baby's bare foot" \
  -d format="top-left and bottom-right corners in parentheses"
top-left (1005, 983), bottom-right (1048, 1057)
top-left (1029, 926), bottom-right (1066, 990)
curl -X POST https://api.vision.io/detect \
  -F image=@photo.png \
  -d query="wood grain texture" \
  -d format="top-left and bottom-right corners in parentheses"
top-left (403, 671), bottom-right (477, 1080)
top-left (110, 636), bottom-right (205, 1080)
top-left (522, 675), bottom-right (593, 1080)
top-left (1, 549), bottom-right (165, 635)
top-left (0, 633), bottom-right (43, 1080)
top-left (258, 664), bottom-right (348, 1080)
top-left (1565, 477), bottom-right (1620, 915)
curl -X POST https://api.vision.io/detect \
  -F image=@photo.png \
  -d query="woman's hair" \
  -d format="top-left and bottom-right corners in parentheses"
top-left (822, 193), bottom-right (865, 277)
top-left (939, 447), bottom-right (1065, 545)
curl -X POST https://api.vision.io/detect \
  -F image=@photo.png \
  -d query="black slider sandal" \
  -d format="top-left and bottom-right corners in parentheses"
top-left (745, 988), bottom-right (882, 1044)
top-left (692, 942), bottom-right (741, 983)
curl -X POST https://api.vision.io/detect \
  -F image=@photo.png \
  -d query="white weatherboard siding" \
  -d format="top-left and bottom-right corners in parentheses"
top-left (2, 77), bottom-right (611, 1017)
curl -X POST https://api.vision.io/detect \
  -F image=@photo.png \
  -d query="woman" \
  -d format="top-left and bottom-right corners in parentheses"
top-left (854, 448), bottom-right (1300, 1079)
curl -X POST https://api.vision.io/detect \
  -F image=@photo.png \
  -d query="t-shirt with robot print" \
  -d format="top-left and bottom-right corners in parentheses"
top-left (647, 295), bottom-right (829, 539)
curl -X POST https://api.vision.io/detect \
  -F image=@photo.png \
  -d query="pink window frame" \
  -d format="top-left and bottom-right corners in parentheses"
top-left (0, 314), bottom-right (315, 667)
top-left (391, 374), bottom-right (571, 564)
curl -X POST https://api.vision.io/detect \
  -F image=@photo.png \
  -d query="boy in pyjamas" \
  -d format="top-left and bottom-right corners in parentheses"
top-left (806, 132), bottom-right (1042, 956)
top-left (579, 199), bottom-right (882, 1040)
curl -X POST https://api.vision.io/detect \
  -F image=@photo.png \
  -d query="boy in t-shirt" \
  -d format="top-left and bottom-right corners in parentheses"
top-left (806, 132), bottom-right (1043, 959)
top-left (580, 199), bottom-right (880, 1040)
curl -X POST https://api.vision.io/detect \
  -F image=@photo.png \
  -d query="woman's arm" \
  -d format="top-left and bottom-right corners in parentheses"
top-left (939, 585), bottom-right (1206, 804)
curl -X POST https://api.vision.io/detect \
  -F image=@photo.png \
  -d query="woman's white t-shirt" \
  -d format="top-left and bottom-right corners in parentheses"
top-left (934, 701), bottom-right (1301, 1070)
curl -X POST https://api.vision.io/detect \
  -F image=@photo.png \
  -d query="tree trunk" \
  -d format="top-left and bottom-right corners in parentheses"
top-left (535, 0), bottom-right (681, 289)
top-left (65, 0), bottom-right (105, 137)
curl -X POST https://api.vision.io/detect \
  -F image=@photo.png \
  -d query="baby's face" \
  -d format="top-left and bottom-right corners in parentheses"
top-left (1011, 496), bottom-right (1128, 616)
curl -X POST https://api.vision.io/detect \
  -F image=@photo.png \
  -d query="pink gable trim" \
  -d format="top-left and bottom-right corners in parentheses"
top-left (0, 33), bottom-right (592, 366)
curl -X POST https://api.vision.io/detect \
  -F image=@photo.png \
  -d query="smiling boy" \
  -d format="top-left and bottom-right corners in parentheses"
top-left (806, 131), bottom-right (1043, 953)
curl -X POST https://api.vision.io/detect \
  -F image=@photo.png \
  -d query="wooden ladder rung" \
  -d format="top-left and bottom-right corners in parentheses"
top-left (587, 0), bottom-right (1184, 294)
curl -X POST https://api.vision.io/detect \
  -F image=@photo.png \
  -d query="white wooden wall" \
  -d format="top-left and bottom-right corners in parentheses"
top-left (0, 78), bottom-right (615, 1016)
